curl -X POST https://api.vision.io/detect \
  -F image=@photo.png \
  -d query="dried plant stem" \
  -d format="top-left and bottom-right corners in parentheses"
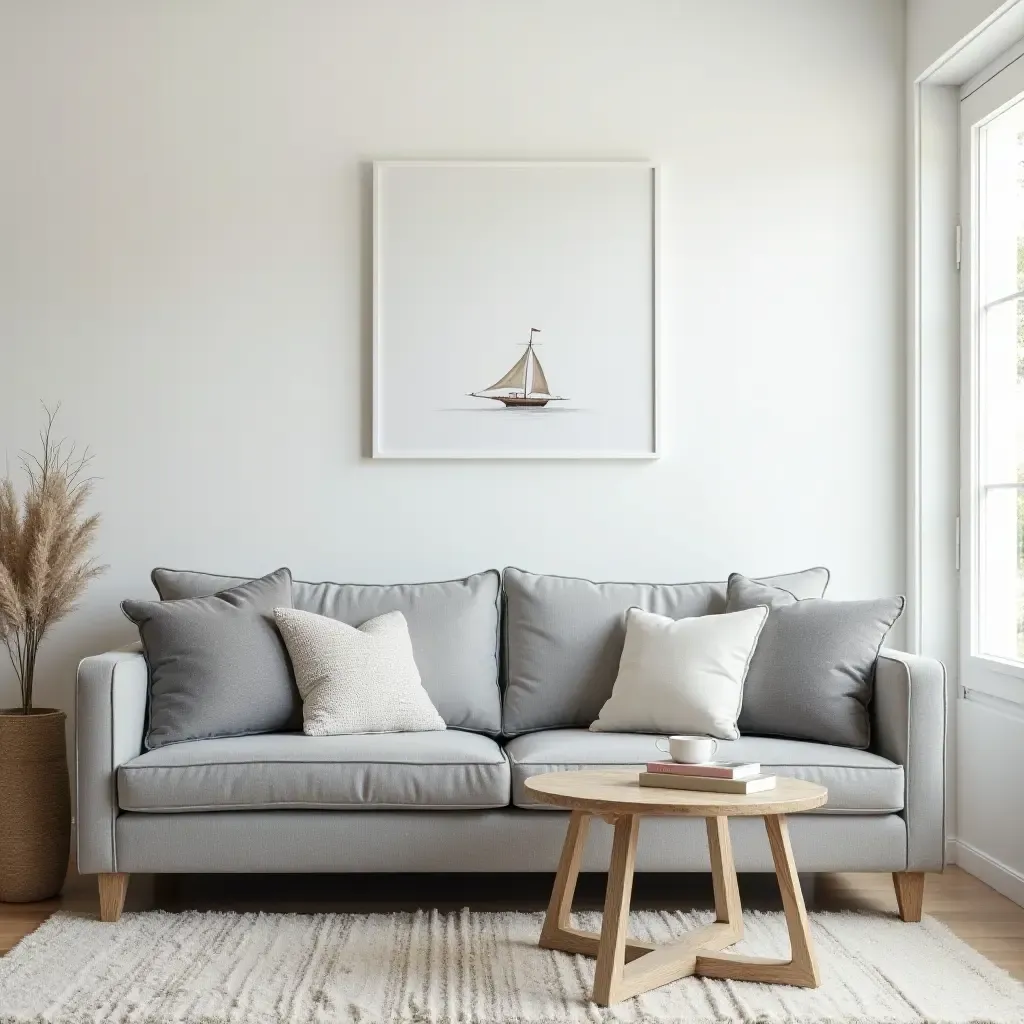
top-left (0, 405), bottom-right (106, 714)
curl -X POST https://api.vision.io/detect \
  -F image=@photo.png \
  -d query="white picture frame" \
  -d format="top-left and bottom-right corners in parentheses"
top-left (372, 160), bottom-right (660, 459)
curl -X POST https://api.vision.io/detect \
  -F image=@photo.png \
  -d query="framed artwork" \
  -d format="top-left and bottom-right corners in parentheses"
top-left (372, 160), bottom-right (660, 459)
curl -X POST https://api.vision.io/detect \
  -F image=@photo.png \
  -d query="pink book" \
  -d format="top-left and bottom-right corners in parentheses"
top-left (645, 760), bottom-right (761, 780)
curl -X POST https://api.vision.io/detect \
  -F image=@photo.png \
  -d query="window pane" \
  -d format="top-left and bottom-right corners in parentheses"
top-left (980, 98), bottom-right (1024, 303)
top-left (977, 96), bottom-right (1024, 665)
top-left (978, 297), bottom-right (1024, 484)
top-left (980, 488), bottom-right (1024, 660)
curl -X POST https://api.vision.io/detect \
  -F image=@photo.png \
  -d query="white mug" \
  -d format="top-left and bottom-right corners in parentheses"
top-left (656, 735), bottom-right (719, 764)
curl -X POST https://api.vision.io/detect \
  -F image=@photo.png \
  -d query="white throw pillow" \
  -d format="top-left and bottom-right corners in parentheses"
top-left (274, 607), bottom-right (446, 736)
top-left (590, 605), bottom-right (768, 739)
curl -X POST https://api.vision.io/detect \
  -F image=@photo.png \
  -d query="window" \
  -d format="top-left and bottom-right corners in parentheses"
top-left (962, 58), bottom-right (1024, 698)
top-left (976, 101), bottom-right (1024, 662)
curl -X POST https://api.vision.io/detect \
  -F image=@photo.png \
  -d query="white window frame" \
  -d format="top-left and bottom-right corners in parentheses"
top-left (960, 54), bottom-right (1024, 704)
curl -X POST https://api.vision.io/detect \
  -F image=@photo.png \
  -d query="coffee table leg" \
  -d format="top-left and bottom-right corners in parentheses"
top-left (593, 814), bottom-right (640, 1006)
top-left (706, 815), bottom-right (743, 934)
top-left (765, 814), bottom-right (819, 986)
top-left (695, 813), bottom-right (820, 988)
top-left (539, 810), bottom-right (657, 964)
top-left (539, 810), bottom-right (590, 948)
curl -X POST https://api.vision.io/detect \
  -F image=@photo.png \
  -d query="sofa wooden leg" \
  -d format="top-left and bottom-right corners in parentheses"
top-left (98, 872), bottom-right (129, 922)
top-left (892, 871), bottom-right (924, 922)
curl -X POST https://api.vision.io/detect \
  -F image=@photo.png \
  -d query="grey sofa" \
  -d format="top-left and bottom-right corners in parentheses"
top-left (75, 567), bottom-right (946, 923)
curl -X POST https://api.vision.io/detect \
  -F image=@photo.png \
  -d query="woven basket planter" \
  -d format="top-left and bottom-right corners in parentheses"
top-left (0, 709), bottom-right (70, 902)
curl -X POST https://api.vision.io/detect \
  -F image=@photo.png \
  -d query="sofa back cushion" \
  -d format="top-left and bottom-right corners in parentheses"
top-left (152, 568), bottom-right (502, 735)
top-left (501, 566), bottom-right (830, 736)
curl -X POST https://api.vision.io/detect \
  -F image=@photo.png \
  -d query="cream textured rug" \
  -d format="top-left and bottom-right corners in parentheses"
top-left (1, 908), bottom-right (1022, 1023)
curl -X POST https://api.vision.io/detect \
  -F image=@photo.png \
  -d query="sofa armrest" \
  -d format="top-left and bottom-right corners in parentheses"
top-left (872, 647), bottom-right (947, 871)
top-left (76, 649), bottom-right (148, 873)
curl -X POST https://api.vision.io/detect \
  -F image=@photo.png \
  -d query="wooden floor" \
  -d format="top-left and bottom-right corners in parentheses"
top-left (2, 866), bottom-right (1022, 980)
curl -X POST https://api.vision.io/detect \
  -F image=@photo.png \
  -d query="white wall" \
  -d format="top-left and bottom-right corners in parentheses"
top-left (0, 2), bottom-right (905, 750)
top-left (956, 698), bottom-right (1024, 902)
top-left (908, 0), bottom-right (1012, 76)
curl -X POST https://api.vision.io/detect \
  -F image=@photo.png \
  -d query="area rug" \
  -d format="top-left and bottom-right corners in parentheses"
top-left (1, 908), bottom-right (1022, 1023)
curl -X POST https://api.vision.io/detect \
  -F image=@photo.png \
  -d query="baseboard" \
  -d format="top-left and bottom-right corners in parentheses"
top-left (950, 837), bottom-right (1024, 907)
top-left (945, 837), bottom-right (958, 865)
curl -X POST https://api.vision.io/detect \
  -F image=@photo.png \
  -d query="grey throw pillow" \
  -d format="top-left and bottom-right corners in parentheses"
top-left (123, 567), bottom-right (301, 749)
top-left (726, 574), bottom-right (904, 749)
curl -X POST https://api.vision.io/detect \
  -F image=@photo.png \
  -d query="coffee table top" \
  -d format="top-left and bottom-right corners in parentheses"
top-left (524, 769), bottom-right (828, 817)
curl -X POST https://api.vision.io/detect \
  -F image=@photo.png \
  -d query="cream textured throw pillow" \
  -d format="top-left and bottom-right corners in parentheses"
top-left (274, 608), bottom-right (445, 736)
top-left (590, 605), bottom-right (768, 739)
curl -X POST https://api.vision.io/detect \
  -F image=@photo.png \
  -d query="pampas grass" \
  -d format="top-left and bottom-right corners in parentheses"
top-left (0, 406), bottom-right (106, 713)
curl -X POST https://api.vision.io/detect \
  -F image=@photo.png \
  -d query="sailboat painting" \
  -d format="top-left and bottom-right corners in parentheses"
top-left (470, 329), bottom-right (567, 408)
top-left (372, 160), bottom-right (659, 458)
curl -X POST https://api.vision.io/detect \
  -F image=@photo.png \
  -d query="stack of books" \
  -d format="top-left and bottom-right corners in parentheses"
top-left (638, 760), bottom-right (777, 794)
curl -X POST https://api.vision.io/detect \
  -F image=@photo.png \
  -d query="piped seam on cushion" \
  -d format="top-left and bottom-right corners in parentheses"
top-left (501, 565), bottom-right (831, 590)
top-left (152, 566), bottom-right (502, 595)
top-left (504, 757), bottom-right (904, 771)
top-left (514, 803), bottom-right (903, 814)
top-left (732, 603), bottom-right (769, 728)
top-left (120, 759), bottom-right (508, 770)
top-left (119, 800), bottom-right (513, 812)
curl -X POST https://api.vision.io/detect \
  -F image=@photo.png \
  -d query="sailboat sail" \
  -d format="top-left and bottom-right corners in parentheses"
top-left (483, 348), bottom-right (529, 392)
top-left (529, 351), bottom-right (551, 396)
top-left (471, 328), bottom-right (567, 407)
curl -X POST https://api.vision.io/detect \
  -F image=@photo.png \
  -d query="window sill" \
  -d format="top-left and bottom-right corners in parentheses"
top-left (963, 658), bottom-right (1024, 706)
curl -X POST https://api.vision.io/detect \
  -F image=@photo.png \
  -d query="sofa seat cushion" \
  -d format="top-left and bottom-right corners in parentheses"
top-left (118, 731), bottom-right (510, 812)
top-left (505, 730), bottom-right (903, 814)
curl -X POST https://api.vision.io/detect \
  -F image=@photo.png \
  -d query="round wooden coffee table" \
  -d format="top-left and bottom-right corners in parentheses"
top-left (525, 769), bottom-right (828, 1006)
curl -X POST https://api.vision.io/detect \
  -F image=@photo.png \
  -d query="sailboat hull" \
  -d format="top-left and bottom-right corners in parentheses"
top-left (496, 396), bottom-right (551, 408)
